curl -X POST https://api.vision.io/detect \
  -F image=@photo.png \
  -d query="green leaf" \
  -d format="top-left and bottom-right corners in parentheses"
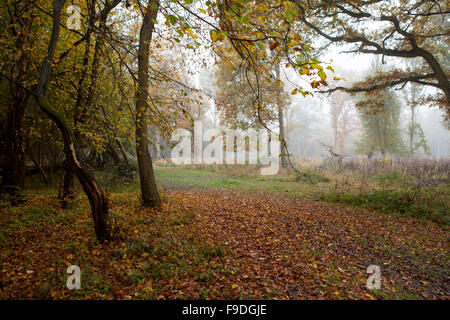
top-left (318, 70), bottom-right (326, 81)
top-left (167, 15), bottom-right (178, 25)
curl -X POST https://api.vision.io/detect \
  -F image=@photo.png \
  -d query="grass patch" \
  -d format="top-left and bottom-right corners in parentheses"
top-left (316, 186), bottom-right (449, 225)
top-left (155, 166), bottom-right (449, 227)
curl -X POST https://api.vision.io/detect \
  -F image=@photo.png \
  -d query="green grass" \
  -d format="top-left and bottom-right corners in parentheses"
top-left (315, 187), bottom-right (449, 225)
top-left (154, 166), bottom-right (328, 198)
top-left (20, 165), bottom-right (449, 227)
top-left (153, 166), bottom-right (449, 226)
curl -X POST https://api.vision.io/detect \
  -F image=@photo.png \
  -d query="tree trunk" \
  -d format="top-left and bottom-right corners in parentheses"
top-left (60, 161), bottom-right (75, 208)
top-left (26, 146), bottom-right (49, 184)
top-left (155, 129), bottom-right (161, 160)
top-left (135, 1), bottom-right (161, 207)
top-left (61, 28), bottom-right (92, 204)
top-left (409, 105), bottom-right (415, 157)
top-left (116, 139), bottom-right (130, 165)
top-left (332, 119), bottom-right (338, 151)
top-left (106, 142), bottom-right (133, 179)
top-left (275, 63), bottom-right (288, 169)
top-left (62, 0), bottom-right (120, 203)
top-left (34, 0), bottom-right (110, 242)
top-left (1, 6), bottom-right (33, 194)
top-left (1, 93), bottom-right (27, 193)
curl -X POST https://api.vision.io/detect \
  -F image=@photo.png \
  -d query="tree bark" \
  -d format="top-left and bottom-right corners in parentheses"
top-left (275, 63), bottom-right (288, 169)
top-left (135, 1), bottom-right (161, 207)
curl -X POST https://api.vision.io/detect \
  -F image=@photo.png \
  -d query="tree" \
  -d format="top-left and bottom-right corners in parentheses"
top-left (1, 0), bottom-right (111, 242)
top-left (0, 0), bottom-right (333, 237)
top-left (285, 98), bottom-right (324, 158)
top-left (61, 0), bottom-right (121, 206)
top-left (355, 89), bottom-right (406, 158)
top-left (403, 83), bottom-right (431, 156)
top-left (0, 0), bottom-right (36, 194)
top-left (291, 0), bottom-right (450, 116)
top-left (214, 45), bottom-right (291, 168)
top-left (328, 91), bottom-right (359, 155)
top-left (214, 52), bottom-right (283, 129)
top-left (135, 0), bottom-right (161, 207)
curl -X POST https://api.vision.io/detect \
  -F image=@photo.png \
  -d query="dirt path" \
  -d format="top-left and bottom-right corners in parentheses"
top-left (174, 188), bottom-right (449, 299)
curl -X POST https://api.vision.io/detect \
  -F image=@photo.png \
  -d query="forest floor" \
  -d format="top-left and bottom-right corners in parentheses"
top-left (0, 167), bottom-right (448, 299)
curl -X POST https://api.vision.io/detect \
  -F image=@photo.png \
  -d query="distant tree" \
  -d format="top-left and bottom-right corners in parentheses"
top-left (403, 83), bottom-right (431, 157)
top-left (328, 91), bottom-right (359, 155)
top-left (355, 89), bottom-right (406, 158)
top-left (215, 48), bottom-right (291, 167)
top-left (215, 53), bottom-right (286, 128)
top-left (286, 99), bottom-right (323, 159)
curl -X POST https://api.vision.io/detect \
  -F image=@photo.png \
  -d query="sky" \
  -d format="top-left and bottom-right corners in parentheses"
top-left (193, 45), bottom-right (449, 158)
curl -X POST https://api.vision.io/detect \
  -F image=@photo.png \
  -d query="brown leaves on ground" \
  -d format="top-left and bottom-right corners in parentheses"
top-left (0, 187), bottom-right (448, 299)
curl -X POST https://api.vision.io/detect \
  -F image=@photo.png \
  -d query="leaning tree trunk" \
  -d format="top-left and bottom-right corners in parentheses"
top-left (135, 1), bottom-right (161, 207)
top-left (61, 0), bottom-right (120, 203)
top-left (36, 97), bottom-right (110, 242)
top-left (34, 0), bottom-right (110, 242)
top-left (60, 0), bottom-right (94, 203)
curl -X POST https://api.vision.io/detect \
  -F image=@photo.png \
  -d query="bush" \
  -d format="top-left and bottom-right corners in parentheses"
top-left (374, 170), bottom-right (415, 188)
top-left (0, 187), bottom-right (27, 206)
top-left (295, 168), bottom-right (330, 184)
top-left (316, 187), bottom-right (449, 226)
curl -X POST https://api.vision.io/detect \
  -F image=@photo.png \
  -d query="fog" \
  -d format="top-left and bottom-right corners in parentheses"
top-left (194, 56), bottom-right (449, 160)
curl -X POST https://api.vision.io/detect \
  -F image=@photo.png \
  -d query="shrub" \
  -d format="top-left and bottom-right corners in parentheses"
top-left (295, 168), bottom-right (330, 184)
top-left (374, 170), bottom-right (415, 188)
top-left (316, 187), bottom-right (449, 226)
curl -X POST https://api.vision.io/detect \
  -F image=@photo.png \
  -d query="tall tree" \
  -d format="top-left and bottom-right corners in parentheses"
top-left (60, 0), bottom-right (121, 205)
top-left (275, 62), bottom-right (288, 168)
top-left (135, 0), bottom-right (161, 207)
top-left (0, 1), bottom-right (35, 194)
top-left (355, 90), bottom-right (406, 158)
top-left (0, 0), bottom-right (112, 241)
top-left (291, 0), bottom-right (450, 117)
top-left (329, 91), bottom-right (359, 155)
top-left (403, 83), bottom-right (431, 156)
